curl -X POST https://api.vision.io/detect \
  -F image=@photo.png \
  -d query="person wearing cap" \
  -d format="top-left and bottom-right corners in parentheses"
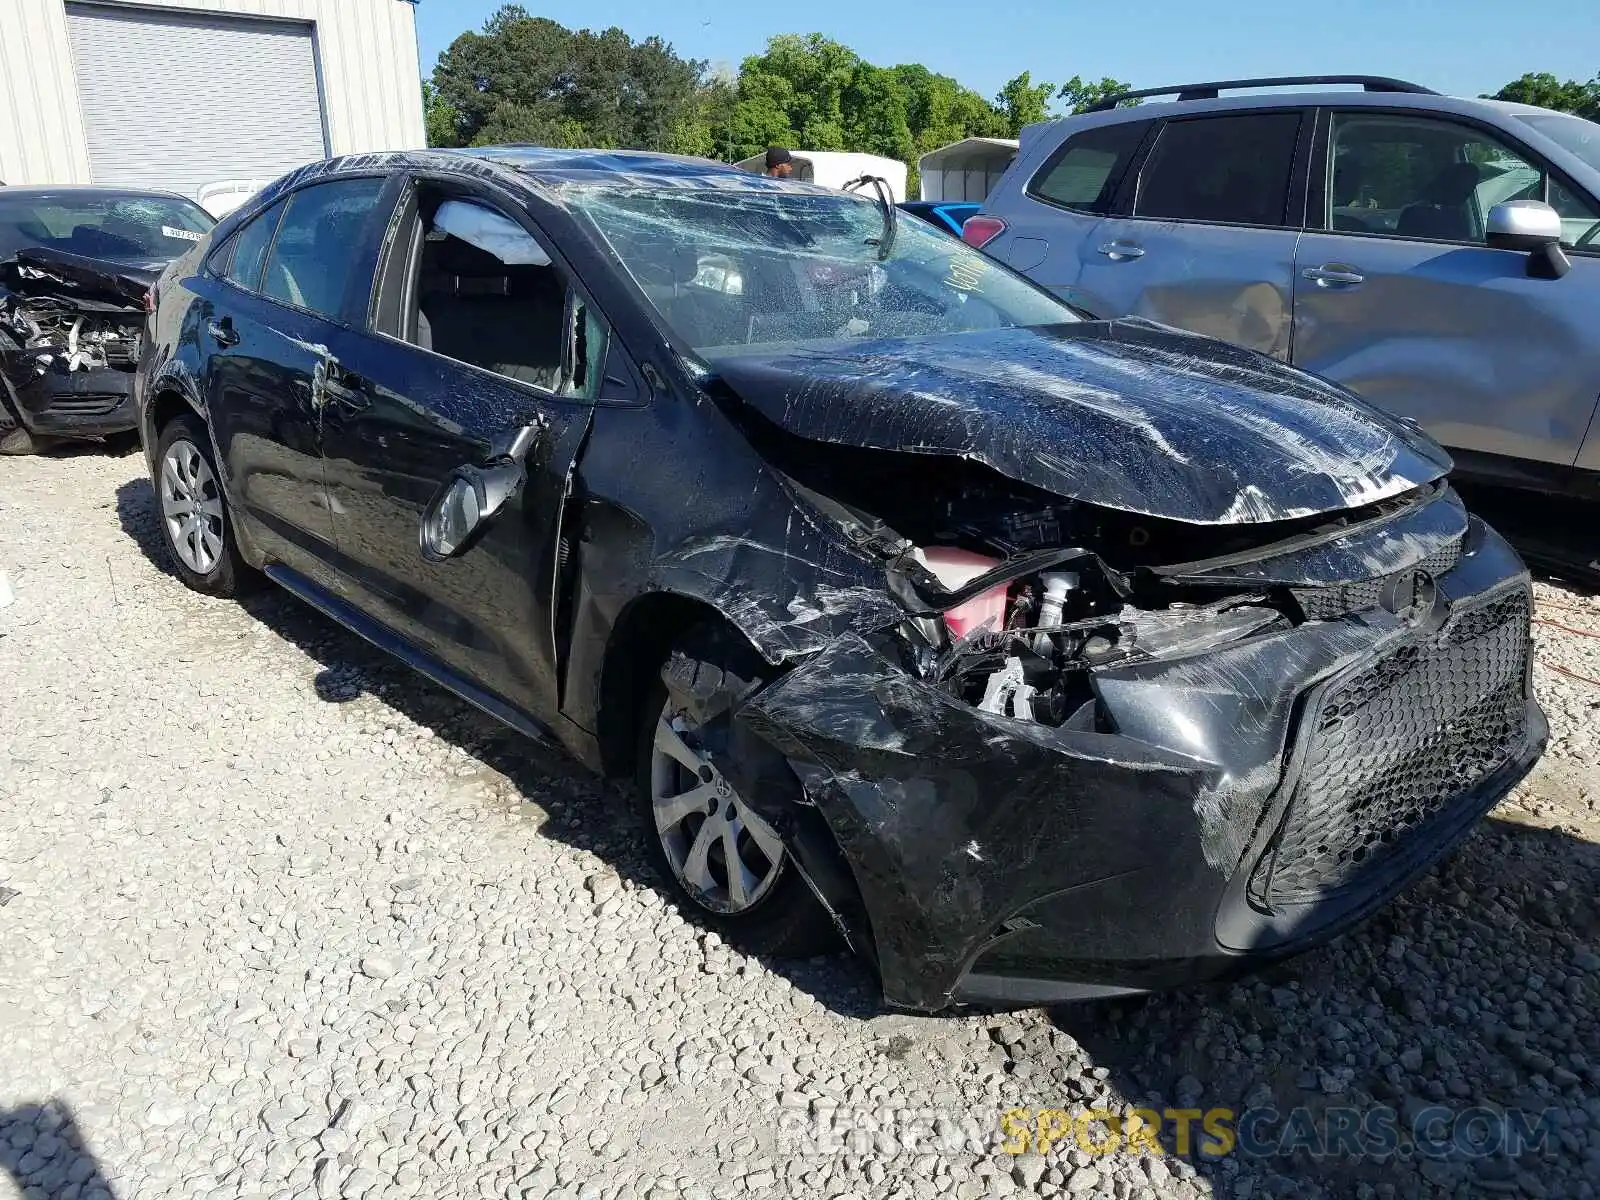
top-left (764, 148), bottom-right (793, 178)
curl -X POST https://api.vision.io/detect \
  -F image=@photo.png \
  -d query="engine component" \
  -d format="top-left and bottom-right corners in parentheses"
top-left (919, 546), bottom-right (1006, 638)
top-left (978, 655), bottom-right (1035, 720)
top-left (1032, 570), bottom-right (1079, 655)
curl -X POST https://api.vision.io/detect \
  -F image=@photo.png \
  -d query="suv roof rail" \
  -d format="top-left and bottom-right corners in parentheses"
top-left (1083, 75), bottom-right (1439, 112)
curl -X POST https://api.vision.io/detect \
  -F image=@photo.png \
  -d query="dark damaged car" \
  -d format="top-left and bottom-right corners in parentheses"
top-left (0, 187), bottom-right (213, 454)
top-left (136, 150), bottom-right (1546, 1013)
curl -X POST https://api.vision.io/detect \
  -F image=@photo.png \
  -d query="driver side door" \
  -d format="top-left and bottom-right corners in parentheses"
top-left (314, 178), bottom-right (613, 724)
top-left (1292, 109), bottom-right (1600, 473)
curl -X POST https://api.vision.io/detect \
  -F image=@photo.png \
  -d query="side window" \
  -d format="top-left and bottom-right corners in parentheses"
top-left (1328, 113), bottom-right (1549, 244)
top-left (388, 191), bottom-right (609, 397)
top-left (261, 177), bottom-right (386, 319)
top-left (1028, 121), bottom-right (1149, 214)
top-left (1135, 113), bottom-right (1303, 228)
top-left (219, 200), bottom-right (284, 292)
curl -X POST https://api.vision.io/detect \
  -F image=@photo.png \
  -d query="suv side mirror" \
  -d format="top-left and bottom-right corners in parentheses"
top-left (1486, 200), bottom-right (1571, 279)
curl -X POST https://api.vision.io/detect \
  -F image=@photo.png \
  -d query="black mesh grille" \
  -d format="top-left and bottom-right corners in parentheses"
top-left (1254, 588), bottom-right (1530, 905)
top-left (1293, 537), bottom-right (1463, 621)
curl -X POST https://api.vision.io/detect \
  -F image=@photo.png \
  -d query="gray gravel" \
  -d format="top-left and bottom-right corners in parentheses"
top-left (1, 450), bottom-right (1596, 1200)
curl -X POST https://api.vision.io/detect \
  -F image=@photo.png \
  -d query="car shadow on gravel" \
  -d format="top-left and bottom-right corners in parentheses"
top-left (0, 1101), bottom-right (120, 1199)
top-left (113, 477), bottom-right (887, 1020)
top-left (1034, 818), bottom-right (1600, 1200)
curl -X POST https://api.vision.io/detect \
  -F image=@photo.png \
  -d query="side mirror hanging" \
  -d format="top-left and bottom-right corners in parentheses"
top-left (419, 459), bottom-right (525, 561)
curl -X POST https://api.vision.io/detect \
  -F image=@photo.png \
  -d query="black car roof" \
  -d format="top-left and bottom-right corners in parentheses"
top-left (313, 147), bottom-right (823, 200)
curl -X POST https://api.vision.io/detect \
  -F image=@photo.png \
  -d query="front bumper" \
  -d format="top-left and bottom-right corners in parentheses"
top-left (8, 366), bottom-right (136, 437)
top-left (737, 517), bottom-right (1545, 1012)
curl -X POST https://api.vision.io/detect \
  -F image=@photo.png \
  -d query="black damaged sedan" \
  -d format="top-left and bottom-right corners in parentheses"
top-left (136, 149), bottom-right (1546, 1013)
top-left (1, 187), bottom-right (213, 454)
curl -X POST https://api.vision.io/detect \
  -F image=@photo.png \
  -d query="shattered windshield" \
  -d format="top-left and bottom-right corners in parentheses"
top-left (0, 193), bottom-right (214, 263)
top-left (571, 186), bottom-right (1075, 358)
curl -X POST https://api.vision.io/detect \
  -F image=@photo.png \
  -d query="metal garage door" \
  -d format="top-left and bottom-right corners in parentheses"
top-left (65, 3), bottom-right (328, 200)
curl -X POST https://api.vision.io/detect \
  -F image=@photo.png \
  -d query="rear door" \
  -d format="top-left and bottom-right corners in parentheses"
top-left (315, 178), bottom-right (608, 721)
top-left (983, 119), bottom-right (1151, 303)
top-left (199, 176), bottom-right (390, 579)
top-left (1068, 110), bottom-right (1310, 358)
top-left (1292, 109), bottom-right (1600, 469)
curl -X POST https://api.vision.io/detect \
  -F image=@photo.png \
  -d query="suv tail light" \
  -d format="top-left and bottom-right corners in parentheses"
top-left (961, 215), bottom-right (1006, 249)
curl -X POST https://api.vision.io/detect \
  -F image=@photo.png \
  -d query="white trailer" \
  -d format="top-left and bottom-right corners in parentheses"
top-left (917, 137), bottom-right (1020, 202)
top-left (733, 151), bottom-right (909, 202)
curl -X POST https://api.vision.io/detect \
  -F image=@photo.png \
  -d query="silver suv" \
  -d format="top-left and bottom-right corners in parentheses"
top-left (970, 76), bottom-right (1600, 498)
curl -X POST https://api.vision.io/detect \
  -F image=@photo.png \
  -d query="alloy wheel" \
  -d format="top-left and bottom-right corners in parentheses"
top-left (650, 713), bottom-right (786, 914)
top-left (160, 438), bottom-right (225, 575)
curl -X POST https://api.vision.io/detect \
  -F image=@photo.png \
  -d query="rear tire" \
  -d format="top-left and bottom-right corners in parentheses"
top-left (633, 622), bottom-right (837, 958)
top-left (152, 413), bottom-right (253, 597)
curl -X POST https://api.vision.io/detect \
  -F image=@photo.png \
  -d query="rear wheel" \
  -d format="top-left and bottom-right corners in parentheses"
top-left (634, 623), bottom-right (837, 957)
top-left (153, 414), bottom-right (252, 597)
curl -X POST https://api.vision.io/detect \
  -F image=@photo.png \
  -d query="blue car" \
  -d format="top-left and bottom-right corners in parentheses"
top-left (897, 200), bottom-right (980, 237)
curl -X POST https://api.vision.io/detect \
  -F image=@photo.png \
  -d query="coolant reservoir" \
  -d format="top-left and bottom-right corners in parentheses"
top-left (919, 547), bottom-right (1006, 639)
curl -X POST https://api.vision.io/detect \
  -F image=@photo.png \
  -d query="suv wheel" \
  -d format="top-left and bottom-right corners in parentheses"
top-left (634, 623), bottom-right (837, 957)
top-left (153, 414), bottom-right (251, 597)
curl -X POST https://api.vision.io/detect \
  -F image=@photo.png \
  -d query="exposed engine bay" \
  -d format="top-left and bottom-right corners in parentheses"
top-left (1, 251), bottom-right (146, 376)
top-left (745, 419), bottom-right (1454, 730)
top-left (0, 248), bottom-right (152, 443)
top-left (0, 286), bottom-right (143, 378)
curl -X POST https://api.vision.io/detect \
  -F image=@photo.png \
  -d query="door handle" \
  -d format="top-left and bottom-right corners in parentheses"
top-left (1303, 265), bottom-right (1366, 287)
top-left (316, 364), bottom-right (370, 413)
top-left (206, 318), bottom-right (240, 347)
top-left (1098, 241), bottom-right (1146, 261)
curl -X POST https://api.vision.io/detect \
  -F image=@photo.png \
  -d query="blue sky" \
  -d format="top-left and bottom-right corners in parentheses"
top-left (414, 0), bottom-right (1599, 105)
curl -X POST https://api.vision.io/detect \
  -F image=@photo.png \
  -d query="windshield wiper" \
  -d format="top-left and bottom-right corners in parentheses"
top-left (844, 175), bottom-right (897, 261)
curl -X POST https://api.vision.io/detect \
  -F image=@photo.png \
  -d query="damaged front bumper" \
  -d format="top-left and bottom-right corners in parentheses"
top-left (5, 366), bottom-right (135, 437)
top-left (736, 517), bottom-right (1546, 1012)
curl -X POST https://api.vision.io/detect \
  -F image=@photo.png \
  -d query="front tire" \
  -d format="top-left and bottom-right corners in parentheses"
top-left (634, 623), bottom-right (837, 958)
top-left (152, 414), bottom-right (252, 597)
top-left (0, 389), bottom-right (36, 456)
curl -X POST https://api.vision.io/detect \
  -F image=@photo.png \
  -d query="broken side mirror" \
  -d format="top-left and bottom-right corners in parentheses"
top-left (1486, 200), bottom-right (1571, 280)
top-left (420, 459), bottom-right (525, 561)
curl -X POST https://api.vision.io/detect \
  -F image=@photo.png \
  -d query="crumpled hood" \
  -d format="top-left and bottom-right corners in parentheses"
top-left (1, 246), bottom-right (162, 310)
top-left (710, 319), bottom-right (1452, 525)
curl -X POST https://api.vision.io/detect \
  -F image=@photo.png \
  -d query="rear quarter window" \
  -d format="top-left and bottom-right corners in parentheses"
top-left (1027, 121), bottom-right (1151, 214)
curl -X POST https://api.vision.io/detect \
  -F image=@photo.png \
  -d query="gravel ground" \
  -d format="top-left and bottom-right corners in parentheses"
top-left (1, 449), bottom-right (1596, 1200)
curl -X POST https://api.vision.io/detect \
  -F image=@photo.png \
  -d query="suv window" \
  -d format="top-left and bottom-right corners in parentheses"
top-left (261, 178), bottom-right (386, 319)
top-left (220, 199), bottom-right (284, 292)
top-left (1326, 112), bottom-right (1581, 245)
top-left (1029, 121), bottom-right (1149, 214)
top-left (1135, 113), bottom-right (1303, 227)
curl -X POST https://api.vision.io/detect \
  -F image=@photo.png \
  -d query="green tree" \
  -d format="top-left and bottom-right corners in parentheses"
top-left (429, 5), bottom-right (707, 151)
top-left (1486, 71), bottom-right (1600, 118)
top-left (995, 71), bottom-right (1056, 136)
top-left (1056, 74), bottom-right (1136, 115)
top-left (421, 81), bottom-right (459, 148)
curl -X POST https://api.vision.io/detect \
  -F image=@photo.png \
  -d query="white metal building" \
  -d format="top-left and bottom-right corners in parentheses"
top-left (917, 138), bottom-right (1019, 202)
top-left (0, 0), bottom-right (425, 199)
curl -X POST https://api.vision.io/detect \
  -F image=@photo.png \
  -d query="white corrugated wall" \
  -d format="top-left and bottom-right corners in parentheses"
top-left (0, 0), bottom-right (424, 187)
